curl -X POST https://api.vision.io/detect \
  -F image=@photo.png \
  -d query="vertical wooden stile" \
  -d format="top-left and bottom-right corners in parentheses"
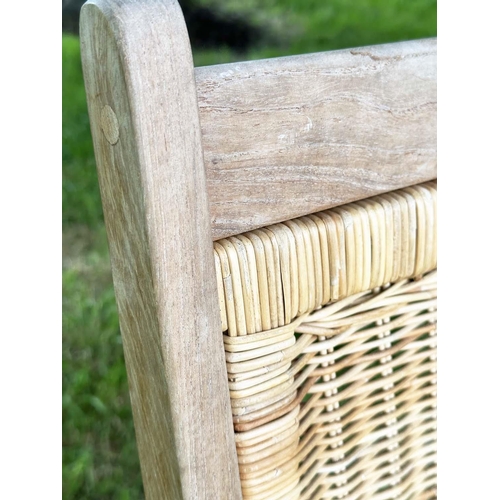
top-left (79, 0), bottom-right (242, 498)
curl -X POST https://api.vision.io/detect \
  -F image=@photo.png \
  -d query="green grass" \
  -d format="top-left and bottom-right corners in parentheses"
top-left (62, 35), bottom-right (103, 228)
top-left (62, 2), bottom-right (436, 498)
top-left (63, 226), bottom-right (143, 499)
top-left (196, 0), bottom-right (437, 59)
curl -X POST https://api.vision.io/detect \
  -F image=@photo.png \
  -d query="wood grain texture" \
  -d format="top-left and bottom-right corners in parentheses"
top-left (80, 1), bottom-right (242, 498)
top-left (195, 39), bottom-right (437, 240)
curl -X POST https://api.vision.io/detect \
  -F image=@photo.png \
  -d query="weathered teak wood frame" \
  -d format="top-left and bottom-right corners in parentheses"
top-left (80, 0), bottom-right (436, 498)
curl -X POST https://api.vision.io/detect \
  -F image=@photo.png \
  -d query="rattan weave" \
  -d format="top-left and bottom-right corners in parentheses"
top-left (214, 182), bottom-right (437, 499)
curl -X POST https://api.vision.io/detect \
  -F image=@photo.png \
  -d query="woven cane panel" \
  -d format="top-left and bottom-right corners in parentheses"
top-left (214, 182), bottom-right (437, 500)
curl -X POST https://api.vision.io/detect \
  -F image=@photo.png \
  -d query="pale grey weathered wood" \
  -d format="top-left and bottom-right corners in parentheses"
top-left (195, 39), bottom-right (437, 240)
top-left (79, 1), bottom-right (242, 498)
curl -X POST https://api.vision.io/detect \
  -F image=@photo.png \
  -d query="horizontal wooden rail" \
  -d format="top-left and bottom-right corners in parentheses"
top-left (195, 39), bottom-right (437, 240)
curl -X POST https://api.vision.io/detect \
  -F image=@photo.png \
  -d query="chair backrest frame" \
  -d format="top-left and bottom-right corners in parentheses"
top-left (80, 1), bottom-right (242, 498)
top-left (80, 1), bottom-right (436, 498)
top-left (195, 40), bottom-right (436, 240)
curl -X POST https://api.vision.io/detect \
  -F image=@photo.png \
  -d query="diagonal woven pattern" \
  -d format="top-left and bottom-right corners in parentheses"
top-left (214, 182), bottom-right (437, 499)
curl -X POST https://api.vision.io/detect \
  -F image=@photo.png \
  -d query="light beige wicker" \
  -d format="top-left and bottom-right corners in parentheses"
top-left (216, 182), bottom-right (437, 499)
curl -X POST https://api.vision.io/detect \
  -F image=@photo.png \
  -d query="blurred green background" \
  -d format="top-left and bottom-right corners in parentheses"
top-left (62, 1), bottom-right (436, 498)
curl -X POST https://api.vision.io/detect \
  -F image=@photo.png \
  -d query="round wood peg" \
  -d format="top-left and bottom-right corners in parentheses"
top-left (100, 105), bottom-right (119, 145)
